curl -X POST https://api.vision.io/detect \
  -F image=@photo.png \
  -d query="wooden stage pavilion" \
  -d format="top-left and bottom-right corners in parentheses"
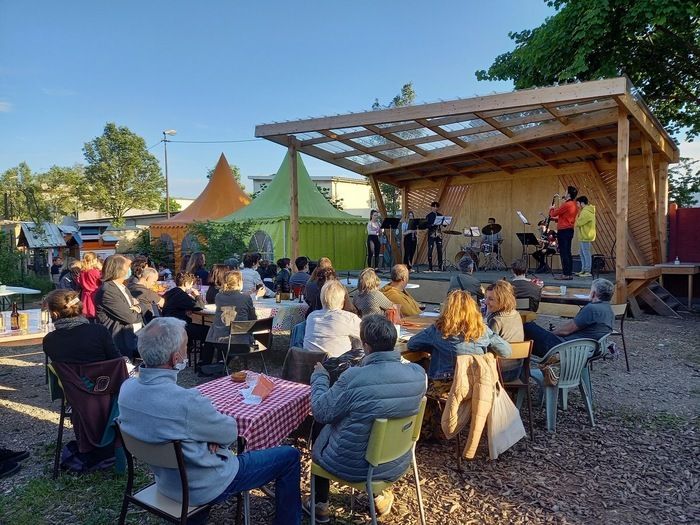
top-left (255, 77), bottom-right (679, 304)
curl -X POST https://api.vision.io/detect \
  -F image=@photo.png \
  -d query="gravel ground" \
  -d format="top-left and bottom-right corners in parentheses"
top-left (1, 311), bottom-right (698, 524)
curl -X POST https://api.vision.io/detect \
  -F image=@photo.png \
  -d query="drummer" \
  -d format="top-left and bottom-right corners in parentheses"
top-left (481, 218), bottom-right (503, 253)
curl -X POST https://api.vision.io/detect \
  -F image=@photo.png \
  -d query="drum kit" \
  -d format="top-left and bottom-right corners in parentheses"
top-left (452, 223), bottom-right (508, 271)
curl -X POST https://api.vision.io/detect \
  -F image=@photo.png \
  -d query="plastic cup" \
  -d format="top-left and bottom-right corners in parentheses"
top-left (560, 285), bottom-right (567, 295)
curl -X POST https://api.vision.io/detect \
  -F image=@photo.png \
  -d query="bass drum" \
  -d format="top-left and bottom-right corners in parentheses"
top-left (454, 250), bottom-right (479, 272)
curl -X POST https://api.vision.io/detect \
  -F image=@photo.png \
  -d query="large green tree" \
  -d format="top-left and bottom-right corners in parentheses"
top-left (187, 220), bottom-right (252, 265)
top-left (82, 123), bottom-right (165, 226)
top-left (476, 0), bottom-right (700, 140)
top-left (0, 162), bottom-right (45, 222)
top-left (35, 165), bottom-right (85, 221)
top-left (669, 157), bottom-right (700, 207)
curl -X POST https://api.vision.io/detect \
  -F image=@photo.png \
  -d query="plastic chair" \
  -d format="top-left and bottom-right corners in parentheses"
top-left (115, 422), bottom-right (249, 525)
top-left (281, 346), bottom-right (325, 385)
top-left (310, 397), bottom-right (427, 525)
top-left (290, 320), bottom-right (306, 348)
top-left (497, 341), bottom-right (534, 440)
top-left (224, 317), bottom-right (274, 375)
top-left (531, 339), bottom-right (597, 432)
top-left (47, 363), bottom-right (72, 479)
top-left (515, 298), bottom-right (530, 310)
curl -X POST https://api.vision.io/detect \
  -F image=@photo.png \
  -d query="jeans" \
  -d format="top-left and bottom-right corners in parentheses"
top-left (579, 241), bottom-right (592, 272)
top-left (523, 321), bottom-right (565, 358)
top-left (194, 445), bottom-right (301, 525)
top-left (427, 234), bottom-right (443, 270)
top-left (557, 228), bottom-right (574, 276)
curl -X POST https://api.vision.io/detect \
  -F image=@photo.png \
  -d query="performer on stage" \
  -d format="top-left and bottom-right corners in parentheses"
top-left (575, 196), bottom-right (596, 277)
top-left (366, 209), bottom-right (382, 269)
top-left (481, 217), bottom-right (503, 254)
top-left (532, 220), bottom-right (557, 273)
top-left (425, 201), bottom-right (443, 271)
top-left (549, 186), bottom-right (578, 280)
top-left (401, 210), bottom-right (417, 270)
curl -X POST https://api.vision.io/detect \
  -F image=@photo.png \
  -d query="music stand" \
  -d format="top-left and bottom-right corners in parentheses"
top-left (516, 233), bottom-right (540, 271)
top-left (380, 218), bottom-right (400, 268)
top-left (433, 215), bottom-right (452, 227)
top-left (408, 218), bottom-right (422, 230)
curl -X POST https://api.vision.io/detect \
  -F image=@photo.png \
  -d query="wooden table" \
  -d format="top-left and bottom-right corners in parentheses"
top-left (539, 286), bottom-right (591, 306)
top-left (656, 263), bottom-right (699, 308)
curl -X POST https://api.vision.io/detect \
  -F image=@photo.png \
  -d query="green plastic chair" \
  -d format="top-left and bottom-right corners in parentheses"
top-left (310, 397), bottom-right (427, 525)
top-left (531, 339), bottom-right (597, 432)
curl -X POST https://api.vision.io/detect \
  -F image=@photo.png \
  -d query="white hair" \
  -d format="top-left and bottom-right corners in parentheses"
top-left (591, 278), bottom-right (614, 302)
top-left (137, 317), bottom-right (187, 366)
top-left (320, 280), bottom-right (345, 310)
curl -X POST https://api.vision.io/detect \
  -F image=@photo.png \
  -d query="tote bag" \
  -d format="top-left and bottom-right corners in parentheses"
top-left (487, 381), bottom-right (526, 460)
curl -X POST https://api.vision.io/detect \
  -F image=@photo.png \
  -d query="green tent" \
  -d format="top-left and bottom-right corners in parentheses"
top-left (218, 152), bottom-right (367, 270)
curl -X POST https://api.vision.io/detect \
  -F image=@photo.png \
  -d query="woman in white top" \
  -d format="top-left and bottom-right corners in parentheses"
top-left (304, 280), bottom-right (362, 357)
top-left (401, 210), bottom-right (417, 270)
top-left (366, 209), bottom-right (382, 269)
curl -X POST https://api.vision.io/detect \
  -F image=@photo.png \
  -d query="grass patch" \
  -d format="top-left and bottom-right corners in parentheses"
top-left (0, 465), bottom-right (160, 525)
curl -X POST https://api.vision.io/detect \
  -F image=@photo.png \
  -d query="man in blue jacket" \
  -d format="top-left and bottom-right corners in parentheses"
top-left (306, 314), bottom-right (427, 523)
top-left (118, 317), bottom-right (301, 524)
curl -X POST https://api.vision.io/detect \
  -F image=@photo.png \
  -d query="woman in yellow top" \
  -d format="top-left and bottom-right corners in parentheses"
top-left (575, 196), bottom-right (596, 277)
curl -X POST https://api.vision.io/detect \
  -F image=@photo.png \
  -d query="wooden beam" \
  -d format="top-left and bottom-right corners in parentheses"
top-left (364, 124), bottom-right (429, 157)
top-left (256, 78), bottom-right (628, 137)
top-left (368, 176), bottom-right (400, 266)
top-left (657, 161), bottom-right (669, 262)
top-left (319, 130), bottom-right (396, 164)
top-left (641, 138), bottom-right (662, 263)
top-left (615, 110), bottom-right (630, 302)
top-left (289, 145), bottom-right (300, 262)
top-left (615, 94), bottom-right (679, 163)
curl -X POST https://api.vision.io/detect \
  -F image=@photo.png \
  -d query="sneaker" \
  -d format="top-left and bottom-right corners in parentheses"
top-left (374, 490), bottom-right (394, 517)
top-left (579, 272), bottom-right (592, 277)
top-left (0, 461), bottom-right (20, 479)
top-left (0, 448), bottom-right (29, 463)
top-left (302, 498), bottom-right (330, 523)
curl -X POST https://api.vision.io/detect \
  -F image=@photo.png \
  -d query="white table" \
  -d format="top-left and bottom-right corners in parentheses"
top-left (0, 286), bottom-right (42, 309)
top-left (200, 298), bottom-right (309, 333)
top-left (342, 278), bottom-right (419, 290)
top-left (0, 309), bottom-right (53, 347)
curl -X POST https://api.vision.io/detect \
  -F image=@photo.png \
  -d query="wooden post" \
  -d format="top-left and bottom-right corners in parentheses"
top-left (289, 145), bottom-right (299, 262)
top-left (641, 138), bottom-right (661, 263)
top-left (615, 110), bottom-right (630, 302)
top-left (657, 161), bottom-right (669, 262)
top-left (368, 176), bottom-right (400, 267)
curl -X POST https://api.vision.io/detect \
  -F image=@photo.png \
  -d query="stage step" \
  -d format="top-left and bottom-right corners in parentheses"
top-left (636, 282), bottom-right (682, 318)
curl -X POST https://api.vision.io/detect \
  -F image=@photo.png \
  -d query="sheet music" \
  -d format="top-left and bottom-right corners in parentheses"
top-left (516, 211), bottom-right (529, 225)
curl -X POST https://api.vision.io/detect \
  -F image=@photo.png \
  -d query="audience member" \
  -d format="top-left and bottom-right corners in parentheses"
top-left (524, 278), bottom-right (615, 358)
top-left (43, 289), bottom-right (120, 363)
top-left (240, 253), bottom-right (275, 298)
top-left (58, 261), bottom-right (82, 292)
top-left (352, 267), bottom-right (394, 317)
top-left (289, 256), bottom-right (310, 290)
top-left (50, 257), bottom-right (63, 286)
top-left (510, 259), bottom-right (542, 311)
top-left (129, 256), bottom-right (149, 286)
top-left (380, 264), bottom-right (421, 316)
top-left (128, 267), bottom-right (164, 323)
top-left (202, 271), bottom-right (257, 366)
top-left (274, 258), bottom-right (291, 293)
top-left (448, 256), bottom-right (483, 300)
top-left (304, 280), bottom-right (362, 357)
top-left (206, 264), bottom-right (233, 304)
top-left (304, 266), bottom-right (356, 317)
top-left (76, 251), bottom-right (102, 320)
top-left (484, 281), bottom-right (524, 343)
top-left (95, 255), bottom-right (143, 359)
top-left (162, 272), bottom-right (206, 326)
top-left (306, 315), bottom-right (426, 521)
top-left (186, 252), bottom-right (209, 285)
top-left (118, 318), bottom-right (301, 524)
top-left (157, 262), bottom-right (173, 281)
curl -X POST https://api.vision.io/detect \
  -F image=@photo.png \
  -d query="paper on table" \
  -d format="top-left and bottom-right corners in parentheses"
top-left (252, 375), bottom-right (275, 400)
top-left (573, 294), bottom-right (590, 299)
top-left (419, 311), bottom-right (439, 317)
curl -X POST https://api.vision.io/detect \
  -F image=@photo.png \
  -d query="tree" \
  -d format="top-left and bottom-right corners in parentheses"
top-left (82, 123), bottom-right (165, 226)
top-left (35, 165), bottom-right (85, 221)
top-left (187, 220), bottom-right (253, 265)
top-left (669, 157), bottom-right (700, 207)
top-left (1, 163), bottom-right (47, 222)
top-left (372, 82), bottom-right (417, 215)
top-left (250, 182), bottom-right (267, 200)
top-left (476, 1), bottom-right (700, 140)
top-left (158, 197), bottom-right (182, 213)
top-left (132, 229), bottom-right (174, 267)
top-left (315, 185), bottom-right (344, 210)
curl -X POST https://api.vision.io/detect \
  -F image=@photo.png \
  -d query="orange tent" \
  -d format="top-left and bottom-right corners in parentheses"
top-left (150, 153), bottom-right (250, 270)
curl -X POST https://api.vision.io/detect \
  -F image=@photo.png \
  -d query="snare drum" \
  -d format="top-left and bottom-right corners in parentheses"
top-left (481, 243), bottom-right (492, 254)
top-left (454, 249), bottom-right (479, 271)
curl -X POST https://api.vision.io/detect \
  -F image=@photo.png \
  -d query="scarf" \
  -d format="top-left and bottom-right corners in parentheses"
top-left (53, 316), bottom-right (90, 331)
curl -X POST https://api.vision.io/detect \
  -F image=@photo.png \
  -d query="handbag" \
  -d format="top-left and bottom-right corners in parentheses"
top-left (487, 381), bottom-right (526, 460)
top-left (538, 354), bottom-right (560, 386)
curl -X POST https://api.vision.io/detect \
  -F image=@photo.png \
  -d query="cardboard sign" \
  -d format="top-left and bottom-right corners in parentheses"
top-left (252, 375), bottom-right (275, 400)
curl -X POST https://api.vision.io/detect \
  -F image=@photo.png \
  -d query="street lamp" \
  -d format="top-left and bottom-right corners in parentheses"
top-left (162, 129), bottom-right (177, 218)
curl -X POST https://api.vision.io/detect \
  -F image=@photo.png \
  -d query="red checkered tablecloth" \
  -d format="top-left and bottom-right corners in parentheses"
top-left (196, 373), bottom-right (311, 451)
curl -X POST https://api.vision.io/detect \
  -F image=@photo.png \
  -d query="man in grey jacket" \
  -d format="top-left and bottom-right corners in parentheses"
top-left (118, 317), bottom-right (301, 524)
top-left (305, 315), bottom-right (427, 522)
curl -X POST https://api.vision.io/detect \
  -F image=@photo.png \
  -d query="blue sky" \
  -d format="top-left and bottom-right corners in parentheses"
top-left (2, 1), bottom-right (568, 197)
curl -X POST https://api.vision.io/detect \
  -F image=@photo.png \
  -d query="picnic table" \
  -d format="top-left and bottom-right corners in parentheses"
top-left (197, 373), bottom-right (310, 451)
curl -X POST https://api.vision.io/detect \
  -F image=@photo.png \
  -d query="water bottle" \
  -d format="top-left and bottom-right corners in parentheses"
top-left (674, 256), bottom-right (680, 265)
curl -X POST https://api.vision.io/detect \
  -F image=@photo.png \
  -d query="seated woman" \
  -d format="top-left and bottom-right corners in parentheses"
top-left (305, 267), bottom-right (356, 318)
top-left (484, 280), bottom-right (524, 381)
top-left (202, 270), bottom-right (257, 366)
top-left (352, 267), bottom-right (394, 317)
top-left (95, 255), bottom-right (143, 359)
top-left (205, 264), bottom-right (233, 304)
top-left (186, 251), bottom-right (209, 285)
top-left (127, 267), bottom-right (164, 323)
top-left (162, 271), bottom-right (206, 344)
top-left (406, 290), bottom-right (510, 438)
top-left (304, 280), bottom-right (362, 358)
top-left (43, 289), bottom-right (120, 363)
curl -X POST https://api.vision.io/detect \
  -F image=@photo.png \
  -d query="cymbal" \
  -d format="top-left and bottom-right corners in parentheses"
top-left (442, 230), bottom-right (462, 235)
top-left (482, 223), bottom-right (502, 235)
